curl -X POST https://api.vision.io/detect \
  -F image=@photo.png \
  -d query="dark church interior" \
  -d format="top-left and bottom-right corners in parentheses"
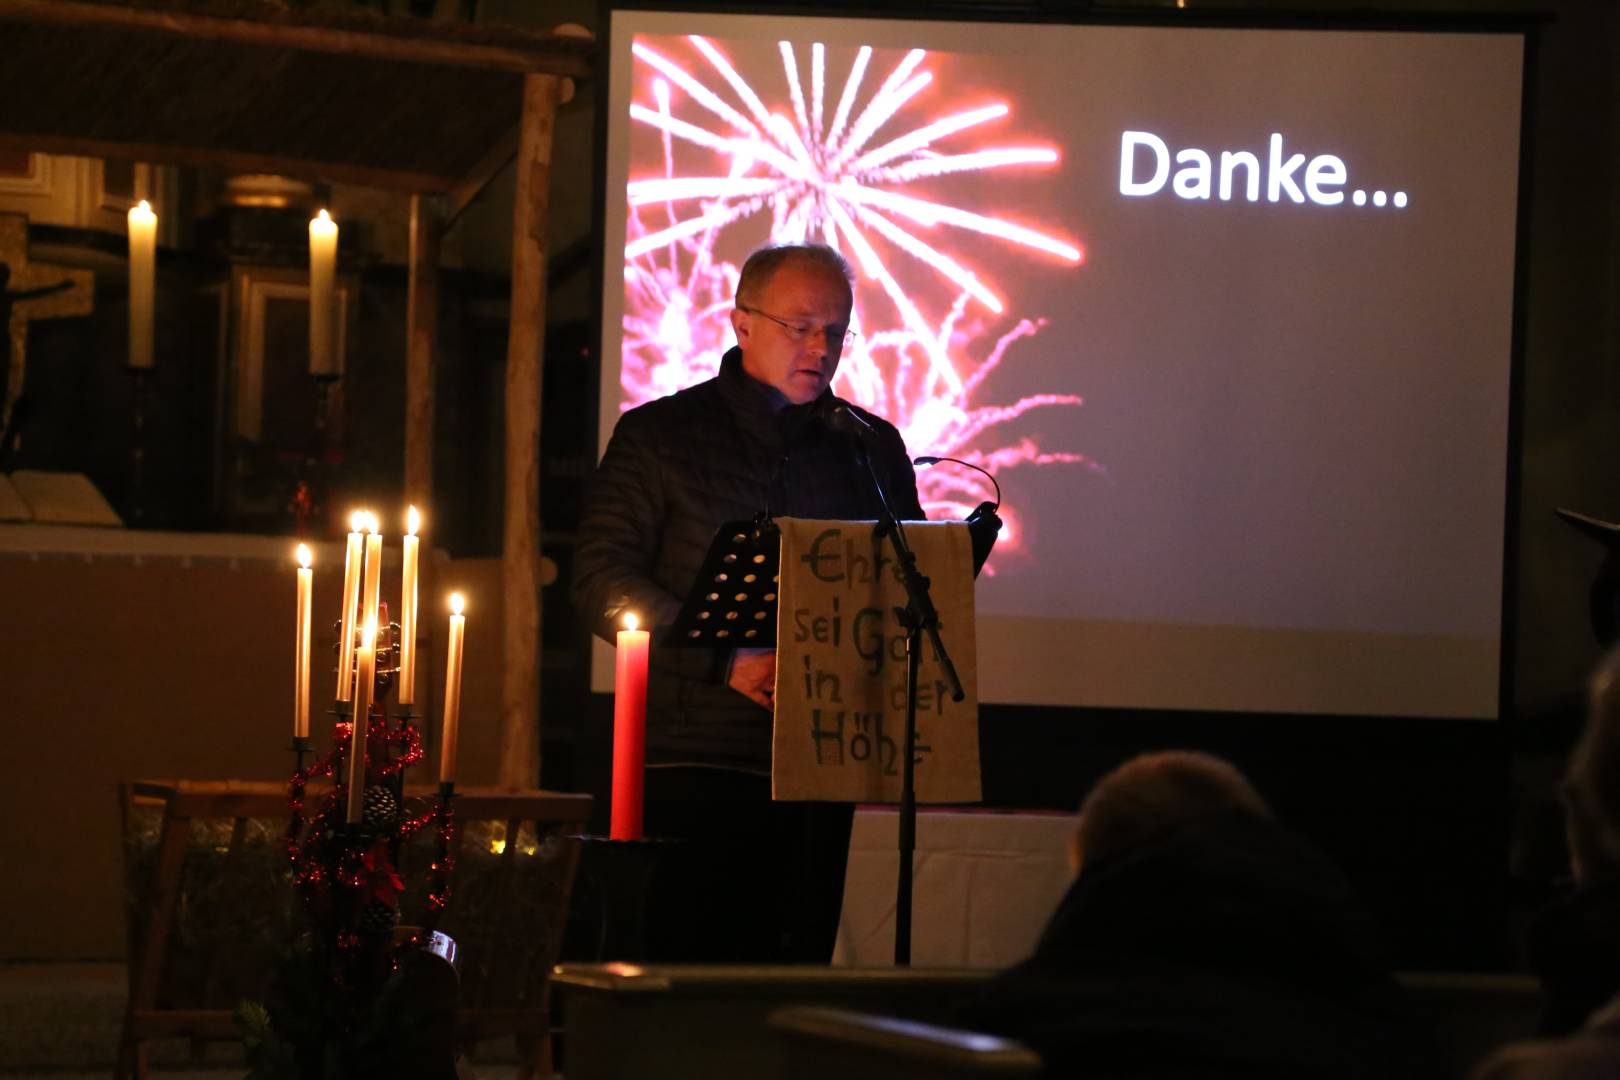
top-left (0, 0), bottom-right (1617, 1077)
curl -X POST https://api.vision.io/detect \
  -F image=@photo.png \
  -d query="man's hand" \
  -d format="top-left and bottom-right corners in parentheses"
top-left (727, 648), bottom-right (777, 710)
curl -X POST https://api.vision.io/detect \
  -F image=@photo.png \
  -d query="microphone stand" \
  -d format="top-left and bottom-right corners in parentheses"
top-left (849, 437), bottom-right (965, 966)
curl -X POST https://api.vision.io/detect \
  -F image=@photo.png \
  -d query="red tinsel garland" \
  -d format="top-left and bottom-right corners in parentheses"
top-left (283, 688), bottom-right (455, 985)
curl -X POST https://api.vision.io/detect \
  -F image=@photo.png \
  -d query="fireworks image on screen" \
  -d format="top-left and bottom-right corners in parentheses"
top-left (622, 35), bottom-right (1100, 558)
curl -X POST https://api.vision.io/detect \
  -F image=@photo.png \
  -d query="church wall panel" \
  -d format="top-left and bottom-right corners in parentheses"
top-left (0, 539), bottom-right (506, 959)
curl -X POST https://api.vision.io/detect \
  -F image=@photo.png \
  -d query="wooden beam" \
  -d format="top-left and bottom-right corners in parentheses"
top-left (405, 194), bottom-right (441, 524)
top-left (444, 125), bottom-right (520, 231)
top-left (498, 73), bottom-right (561, 790)
top-left (0, 0), bottom-right (594, 78)
top-left (0, 131), bottom-right (455, 195)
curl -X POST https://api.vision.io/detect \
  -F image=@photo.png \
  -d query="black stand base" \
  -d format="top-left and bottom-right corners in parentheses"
top-left (569, 836), bottom-right (686, 962)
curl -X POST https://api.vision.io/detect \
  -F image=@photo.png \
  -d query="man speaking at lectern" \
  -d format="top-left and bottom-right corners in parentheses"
top-left (574, 242), bottom-right (922, 961)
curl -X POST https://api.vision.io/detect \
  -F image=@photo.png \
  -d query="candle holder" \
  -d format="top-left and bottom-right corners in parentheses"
top-left (267, 509), bottom-right (467, 1072)
top-left (282, 622), bottom-right (445, 1005)
top-left (374, 620), bottom-right (404, 682)
top-left (289, 734), bottom-right (312, 775)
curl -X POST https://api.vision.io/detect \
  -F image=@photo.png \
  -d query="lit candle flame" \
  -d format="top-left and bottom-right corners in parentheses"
top-left (296, 543), bottom-right (312, 569)
top-left (407, 505), bottom-right (420, 536)
top-left (133, 199), bottom-right (155, 220)
top-left (450, 592), bottom-right (465, 616)
top-left (623, 612), bottom-right (640, 633)
top-left (350, 510), bottom-right (364, 533)
top-left (317, 208), bottom-right (332, 225)
top-left (365, 511), bottom-right (378, 535)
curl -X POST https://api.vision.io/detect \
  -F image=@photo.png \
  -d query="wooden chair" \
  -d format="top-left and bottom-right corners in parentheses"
top-left (117, 780), bottom-right (591, 1080)
top-left (433, 790), bottom-right (593, 1079)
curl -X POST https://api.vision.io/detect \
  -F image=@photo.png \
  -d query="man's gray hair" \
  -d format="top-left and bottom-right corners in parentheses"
top-left (1564, 647), bottom-right (1620, 871)
top-left (1075, 750), bottom-right (1272, 871)
top-left (735, 243), bottom-right (854, 308)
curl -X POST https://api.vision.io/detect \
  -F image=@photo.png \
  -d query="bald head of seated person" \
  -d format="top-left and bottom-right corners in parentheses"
top-left (960, 750), bottom-right (1438, 1079)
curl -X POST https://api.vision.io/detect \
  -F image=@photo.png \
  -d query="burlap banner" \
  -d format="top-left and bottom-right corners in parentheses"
top-left (771, 517), bottom-right (981, 804)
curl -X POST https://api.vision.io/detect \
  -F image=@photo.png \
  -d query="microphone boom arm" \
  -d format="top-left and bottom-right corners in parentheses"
top-left (854, 443), bottom-right (965, 704)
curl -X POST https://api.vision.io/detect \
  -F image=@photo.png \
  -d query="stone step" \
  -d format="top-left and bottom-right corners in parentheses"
top-left (0, 962), bottom-right (130, 1071)
top-left (0, 961), bottom-right (524, 1074)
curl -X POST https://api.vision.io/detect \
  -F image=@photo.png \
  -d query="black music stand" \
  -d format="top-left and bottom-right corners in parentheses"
top-left (665, 517), bottom-right (782, 648)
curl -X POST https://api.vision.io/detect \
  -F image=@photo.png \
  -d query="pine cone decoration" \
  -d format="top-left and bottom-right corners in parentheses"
top-left (358, 901), bottom-right (398, 936)
top-left (362, 786), bottom-right (399, 831)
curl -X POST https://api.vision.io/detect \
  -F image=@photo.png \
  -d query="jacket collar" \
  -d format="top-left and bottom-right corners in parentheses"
top-left (717, 346), bottom-right (784, 412)
top-left (716, 345), bottom-right (830, 442)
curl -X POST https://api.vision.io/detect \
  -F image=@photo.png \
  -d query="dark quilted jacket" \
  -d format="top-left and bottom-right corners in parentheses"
top-left (573, 347), bottom-right (923, 771)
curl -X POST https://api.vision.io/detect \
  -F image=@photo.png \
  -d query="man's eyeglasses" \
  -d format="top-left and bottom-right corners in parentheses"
top-left (740, 307), bottom-right (858, 350)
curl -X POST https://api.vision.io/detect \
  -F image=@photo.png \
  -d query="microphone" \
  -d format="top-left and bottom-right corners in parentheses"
top-left (914, 455), bottom-right (1003, 576)
top-left (825, 401), bottom-right (877, 440)
top-left (913, 455), bottom-right (1001, 511)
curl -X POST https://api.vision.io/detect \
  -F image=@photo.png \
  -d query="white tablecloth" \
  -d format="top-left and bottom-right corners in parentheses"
top-left (834, 808), bottom-right (1076, 968)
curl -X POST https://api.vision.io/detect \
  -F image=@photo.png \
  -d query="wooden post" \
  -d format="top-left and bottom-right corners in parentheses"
top-left (405, 193), bottom-right (440, 522)
top-left (499, 73), bottom-right (560, 790)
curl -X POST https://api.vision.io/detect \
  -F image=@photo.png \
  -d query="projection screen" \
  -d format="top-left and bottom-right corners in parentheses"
top-left (595, 9), bottom-right (1526, 719)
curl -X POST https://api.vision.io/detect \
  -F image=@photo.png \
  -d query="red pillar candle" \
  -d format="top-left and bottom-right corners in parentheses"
top-left (611, 612), bottom-right (650, 840)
